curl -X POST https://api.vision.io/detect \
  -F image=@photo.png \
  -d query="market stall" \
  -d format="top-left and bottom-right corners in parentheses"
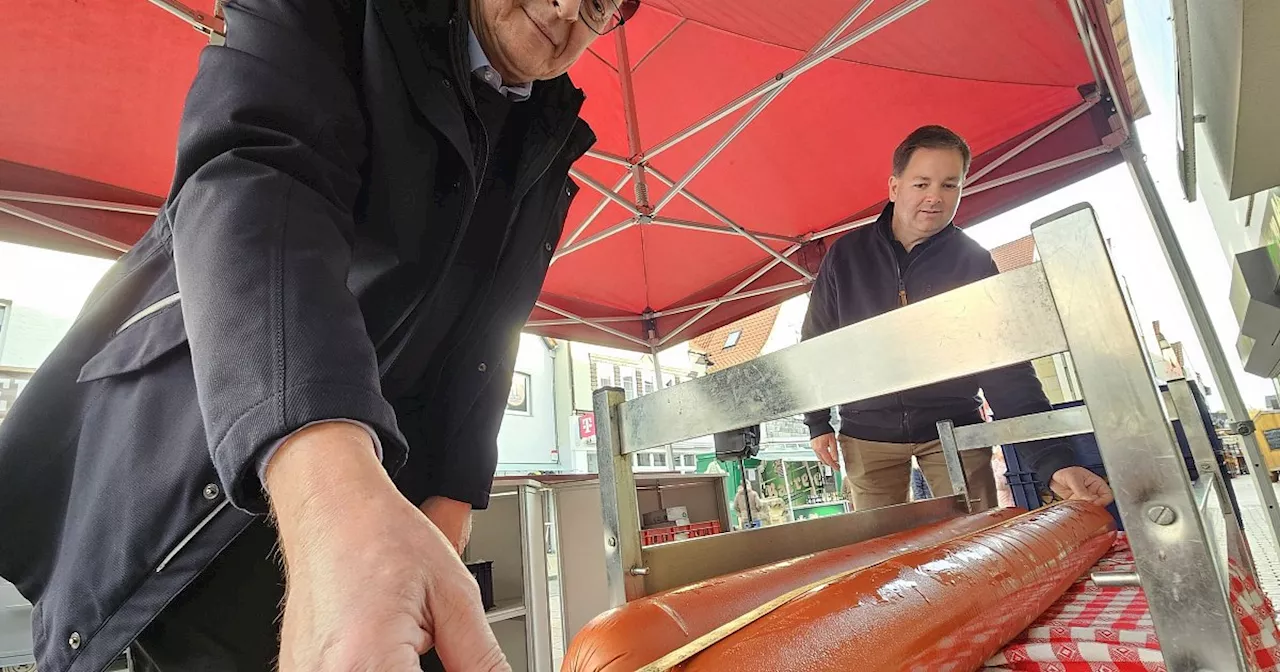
top-left (579, 206), bottom-right (1270, 671)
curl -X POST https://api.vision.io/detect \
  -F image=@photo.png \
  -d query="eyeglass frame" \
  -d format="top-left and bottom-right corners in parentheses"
top-left (581, 0), bottom-right (641, 36)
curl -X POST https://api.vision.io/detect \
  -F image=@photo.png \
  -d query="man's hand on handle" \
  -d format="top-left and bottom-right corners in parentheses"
top-left (1049, 466), bottom-right (1115, 508)
top-left (810, 433), bottom-right (840, 469)
top-left (265, 422), bottom-right (509, 672)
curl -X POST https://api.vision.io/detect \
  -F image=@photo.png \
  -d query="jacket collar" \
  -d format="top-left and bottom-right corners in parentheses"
top-left (875, 201), bottom-right (958, 250)
top-left (373, 0), bottom-right (589, 179)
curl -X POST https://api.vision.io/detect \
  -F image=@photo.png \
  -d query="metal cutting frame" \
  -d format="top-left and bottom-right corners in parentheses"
top-left (594, 205), bottom-right (1258, 671)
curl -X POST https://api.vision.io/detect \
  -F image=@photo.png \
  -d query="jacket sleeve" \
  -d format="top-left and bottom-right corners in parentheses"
top-left (394, 336), bottom-right (523, 510)
top-left (167, 0), bottom-right (407, 513)
top-left (801, 251), bottom-right (840, 439)
top-left (972, 256), bottom-right (1076, 485)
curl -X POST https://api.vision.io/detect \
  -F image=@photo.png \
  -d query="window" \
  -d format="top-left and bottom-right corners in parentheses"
top-left (621, 372), bottom-right (637, 399)
top-left (681, 454), bottom-right (697, 467)
top-left (723, 330), bottom-right (742, 348)
top-left (506, 372), bottom-right (531, 414)
top-left (586, 453), bottom-right (598, 473)
top-left (635, 453), bottom-right (652, 467)
top-left (653, 452), bottom-right (666, 467)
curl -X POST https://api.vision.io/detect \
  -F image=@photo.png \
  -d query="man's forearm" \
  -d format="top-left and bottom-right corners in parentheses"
top-left (264, 422), bottom-right (396, 549)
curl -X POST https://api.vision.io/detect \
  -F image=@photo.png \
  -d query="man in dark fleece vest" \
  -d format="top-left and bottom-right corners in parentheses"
top-left (802, 125), bottom-right (1114, 513)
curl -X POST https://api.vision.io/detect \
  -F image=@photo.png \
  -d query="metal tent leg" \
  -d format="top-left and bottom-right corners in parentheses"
top-left (1122, 139), bottom-right (1280, 550)
top-left (651, 347), bottom-right (676, 470)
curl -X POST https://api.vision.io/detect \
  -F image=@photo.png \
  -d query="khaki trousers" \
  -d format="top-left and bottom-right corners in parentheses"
top-left (837, 436), bottom-right (998, 512)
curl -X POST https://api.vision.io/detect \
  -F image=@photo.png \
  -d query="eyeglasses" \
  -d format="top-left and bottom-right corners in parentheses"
top-left (580, 0), bottom-right (640, 35)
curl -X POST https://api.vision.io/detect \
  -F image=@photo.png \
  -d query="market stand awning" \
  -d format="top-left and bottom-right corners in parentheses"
top-left (0, 0), bottom-right (1144, 351)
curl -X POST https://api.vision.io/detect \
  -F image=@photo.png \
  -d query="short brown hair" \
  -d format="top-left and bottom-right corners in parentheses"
top-left (892, 125), bottom-right (971, 176)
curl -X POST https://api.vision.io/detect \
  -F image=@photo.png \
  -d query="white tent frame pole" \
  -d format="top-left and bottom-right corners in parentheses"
top-left (552, 217), bottom-right (636, 261)
top-left (1067, 0), bottom-right (1131, 135)
top-left (1066, 0), bottom-right (1103, 96)
top-left (569, 168), bottom-right (641, 215)
top-left (644, 0), bottom-right (931, 162)
top-left (147, 0), bottom-right (225, 44)
top-left (811, 214), bottom-right (880, 241)
top-left (649, 217), bottom-right (802, 244)
top-left (657, 260), bottom-right (804, 347)
top-left (0, 191), bottom-right (159, 217)
top-left (655, 279), bottom-right (809, 320)
top-left (650, 0), bottom-right (877, 216)
top-left (965, 144), bottom-right (1115, 197)
top-left (0, 201), bottom-right (131, 252)
top-left (530, 278), bottom-right (806, 330)
top-left (585, 150), bottom-right (631, 167)
top-left (614, 27), bottom-right (653, 211)
top-left (535, 301), bottom-right (650, 348)
top-left (644, 167), bottom-right (814, 279)
top-left (564, 172), bottom-right (634, 249)
top-left (527, 315), bottom-right (642, 327)
top-left (966, 96), bottom-right (1100, 184)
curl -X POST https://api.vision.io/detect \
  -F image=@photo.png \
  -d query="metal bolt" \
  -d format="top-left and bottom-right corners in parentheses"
top-left (629, 566), bottom-right (650, 576)
top-left (477, 362), bottom-right (487, 373)
top-left (68, 632), bottom-right (81, 649)
top-left (1146, 505), bottom-right (1177, 526)
top-left (203, 483), bottom-right (220, 500)
top-left (607, 536), bottom-right (617, 547)
top-left (545, 242), bottom-right (554, 252)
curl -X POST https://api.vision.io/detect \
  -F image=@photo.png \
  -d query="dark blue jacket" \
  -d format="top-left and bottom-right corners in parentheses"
top-left (0, 0), bottom-right (592, 670)
top-left (802, 203), bottom-right (1076, 483)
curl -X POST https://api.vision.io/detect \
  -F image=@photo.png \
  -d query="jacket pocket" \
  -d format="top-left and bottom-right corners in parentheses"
top-left (77, 293), bottom-right (188, 383)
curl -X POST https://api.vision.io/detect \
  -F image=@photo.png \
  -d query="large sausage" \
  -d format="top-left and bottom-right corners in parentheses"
top-left (564, 507), bottom-right (1025, 672)
top-left (679, 501), bottom-right (1115, 671)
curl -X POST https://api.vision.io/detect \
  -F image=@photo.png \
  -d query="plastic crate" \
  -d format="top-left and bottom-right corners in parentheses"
top-left (1002, 391), bottom-right (1226, 531)
top-left (641, 520), bottom-right (722, 546)
top-left (465, 560), bottom-right (495, 611)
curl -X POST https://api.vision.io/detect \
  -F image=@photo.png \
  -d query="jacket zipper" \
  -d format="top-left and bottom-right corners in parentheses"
top-left (883, 224), bottom-right (957, 442)
top-left (890, 253), bottom-right (909, 438)
top-left (116, 292), bottom-right (181, 335)
top-left (155, 498), bottom-right (229, 572)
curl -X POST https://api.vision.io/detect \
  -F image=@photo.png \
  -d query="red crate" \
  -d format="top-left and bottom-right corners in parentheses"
top-left (641, 520), bottom-right (722, 546)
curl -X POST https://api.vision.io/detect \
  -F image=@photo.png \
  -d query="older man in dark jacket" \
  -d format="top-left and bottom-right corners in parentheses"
top-left (0, 0), bottom-right (638, 670)
top-left (803, 125), bottom-right (1114, 514)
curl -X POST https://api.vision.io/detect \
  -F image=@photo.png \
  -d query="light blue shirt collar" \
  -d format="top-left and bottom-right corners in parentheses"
top-left (467, 25), bottom-right (533, 102)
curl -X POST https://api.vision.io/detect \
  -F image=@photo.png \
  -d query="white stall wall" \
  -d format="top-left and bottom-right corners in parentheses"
top-left (496, 334), bottom-right (561, 471)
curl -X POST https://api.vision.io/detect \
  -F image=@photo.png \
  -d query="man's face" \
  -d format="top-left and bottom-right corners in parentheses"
top-left (472, 0), bottom-right (603, 84)
top-left (887, 147), bottom-right (966, 240)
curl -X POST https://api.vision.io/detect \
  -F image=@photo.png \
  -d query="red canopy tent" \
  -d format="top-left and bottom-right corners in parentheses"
top-left (0, 0), bottom-right (1142, 352)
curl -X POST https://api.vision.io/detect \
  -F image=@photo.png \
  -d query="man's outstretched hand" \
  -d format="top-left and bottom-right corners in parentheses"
top-left (266, 422), bottom-right (509, 672)
top-left (1049, 465), bottom-right (1115, 508)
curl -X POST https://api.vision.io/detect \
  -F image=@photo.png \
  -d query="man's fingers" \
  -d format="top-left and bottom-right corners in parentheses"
top-left (431, 575), bottom-right (511, 672)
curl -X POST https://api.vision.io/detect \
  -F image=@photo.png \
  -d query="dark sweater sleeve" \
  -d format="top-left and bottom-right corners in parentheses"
top-left (801, 251), bottom-right (841, 439)
top-left (973, 256), bottom-right (1078, 485)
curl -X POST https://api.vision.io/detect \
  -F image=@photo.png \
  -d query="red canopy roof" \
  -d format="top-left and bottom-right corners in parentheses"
top-left (0, 0), bottom-right (1137, 350)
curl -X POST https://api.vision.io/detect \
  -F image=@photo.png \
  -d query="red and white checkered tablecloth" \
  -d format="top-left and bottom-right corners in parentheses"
top-left (983, 533), bottom-right (1280, 671)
